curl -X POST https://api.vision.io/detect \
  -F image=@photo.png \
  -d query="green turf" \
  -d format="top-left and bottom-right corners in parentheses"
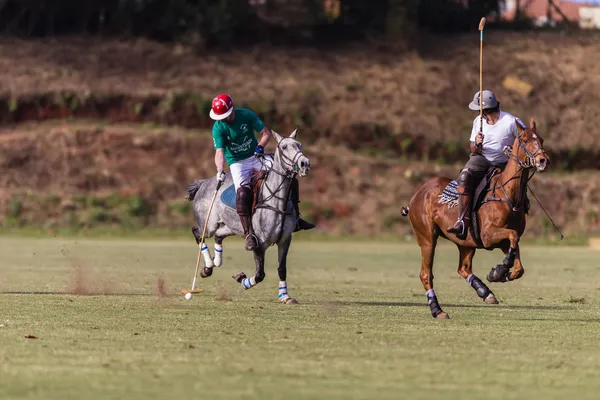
top-left (1, 237), bottom-right (599, 400)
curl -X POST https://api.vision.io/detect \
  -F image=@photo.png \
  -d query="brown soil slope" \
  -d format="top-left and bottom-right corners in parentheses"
top-left (0, 123), bottom-right (598, 237)
top-left (0, 33), bottom-right (599, 168)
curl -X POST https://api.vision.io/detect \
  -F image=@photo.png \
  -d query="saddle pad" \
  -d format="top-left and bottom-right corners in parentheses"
top-left (220, 182), bottom-right (295, 214)
top-left (220, 183), bottom-right (237, 210)
top-left (438, 180), bottom-right (459, 208)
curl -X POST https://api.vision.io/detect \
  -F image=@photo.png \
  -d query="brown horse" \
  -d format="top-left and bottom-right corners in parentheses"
top-left (401, 118), bottom-right (550, 319)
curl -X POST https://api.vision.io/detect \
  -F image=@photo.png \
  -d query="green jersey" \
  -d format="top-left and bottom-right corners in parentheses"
top-left (212, 108), bottom-right (265, 165)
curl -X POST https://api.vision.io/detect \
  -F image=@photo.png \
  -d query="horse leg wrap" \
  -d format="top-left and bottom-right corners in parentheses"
top-left (466, 274), bottom-right (492, 299)
top-left (487, 264), bottom-right (510, 282)
top-left (503, 247), bottom-right (517, 268)
top-left (426, 289), bottom-right (443, 318)
top-left (214, 243), bottom-right (223, 267)
top-left (241, 276), bottom-right (257, 290)
top-left (278, 281), bottom-right (290, 303)
top-left (201, 243), bottom-right (214, 269)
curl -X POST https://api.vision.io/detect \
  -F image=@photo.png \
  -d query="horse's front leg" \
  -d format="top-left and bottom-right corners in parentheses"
top-left (232, 246), bottom-right (266, 290)
top-left (481, 227), bottom-right (519, 283)
top-left (502, 244), bottom-right (524, 281)
top-left (276, 235), bottom-right (298, 305)
top-left (456, 245), bottom-right (498, 304)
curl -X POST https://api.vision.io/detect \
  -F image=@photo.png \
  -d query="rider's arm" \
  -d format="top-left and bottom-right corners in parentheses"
top-left (212, 124), bottom-right (226, 172)
top-left (215, 148), bottom-right (225, 172)
top-left (470, 141), bottom-right (482, 154)
top-left (257, 127), bottom-right (273, 148)
top-left (469, 118), bottom-right (483, 154)
top-left (250, 110), bottom-right (271, 149)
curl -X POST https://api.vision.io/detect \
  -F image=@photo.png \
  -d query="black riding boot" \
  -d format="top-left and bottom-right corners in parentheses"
top-left (447, 169), bottom-right (474, 240)
top-left (291, 177), bottom-right (315, 232)
top-left (236, 186), bottom-right (258, 251)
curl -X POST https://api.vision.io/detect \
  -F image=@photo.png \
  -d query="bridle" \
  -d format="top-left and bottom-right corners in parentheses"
top-left (252, 138), bottom-right (307, 245)
top-left (275, 138), bottom-right (305, 178)
top-left (254, 138), bottom-right (306, 214)
top-left (483, 129), bottom-right (545, 212)
top-left (508, 130), bottom-right (545, 169)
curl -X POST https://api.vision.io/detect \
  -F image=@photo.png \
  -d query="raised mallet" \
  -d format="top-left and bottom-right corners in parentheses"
top-left (477, 17), bottom-right (486, 148)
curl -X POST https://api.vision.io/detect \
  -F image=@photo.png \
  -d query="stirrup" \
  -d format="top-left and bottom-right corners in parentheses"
top-left (244, 233), bottom-right (258, 251)
top-left (448, 219), bottom-right (468, 239)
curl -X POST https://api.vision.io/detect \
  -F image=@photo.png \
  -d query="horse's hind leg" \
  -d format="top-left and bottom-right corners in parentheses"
top-left (233, 247), bottom-right (266, 290)
top-left (276, 235), bottom-right (298, 305)
top-left (418, 234), bottom-right (449, 319)
top-left (213, 236), bottom-right (224, 267)
top-left (456, 245), bottom-right (498, 304)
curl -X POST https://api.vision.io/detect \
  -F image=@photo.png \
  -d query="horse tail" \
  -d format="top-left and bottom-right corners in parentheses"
top-left (185, 179), bottom-right (206, 202)
top-left (401, 206), bottom-right (409, 217)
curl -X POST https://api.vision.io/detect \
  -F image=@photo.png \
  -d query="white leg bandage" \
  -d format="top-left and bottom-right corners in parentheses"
top-left (241, 276), bottom-right (256, 290)
top-left (214, 243), bottom-right (223, 267)
top-left (278, 281), bottom-right (289, 302)
top-left (201, 243), bottom-right (214, 269)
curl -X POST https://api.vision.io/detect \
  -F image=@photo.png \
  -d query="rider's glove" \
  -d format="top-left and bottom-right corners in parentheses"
top-left (254, 145), bottom-right (264, 157)
top-left (216, 170), bottom-right (226, 183)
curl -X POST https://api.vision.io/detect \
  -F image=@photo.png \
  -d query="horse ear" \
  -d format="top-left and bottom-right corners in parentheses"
top-left (271, 129), bottom-right (283, 143)
top-left (529, 117), bottom-right (536, 131)
top-left (289, 128), bottom-right (298, 139)
top-left (515, 119), bottom-right (525, 133)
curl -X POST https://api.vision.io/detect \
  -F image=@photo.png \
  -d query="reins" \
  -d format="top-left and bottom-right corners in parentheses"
top-left (252, 139), bottom-right (304, 245)
top-left (482, 130), bottom-right (540, 212)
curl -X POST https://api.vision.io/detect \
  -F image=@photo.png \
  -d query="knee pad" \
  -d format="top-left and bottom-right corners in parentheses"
top-left (236, 186), bottom-right (253, 216)
top-left (458, 168), bottom-right (474, 189)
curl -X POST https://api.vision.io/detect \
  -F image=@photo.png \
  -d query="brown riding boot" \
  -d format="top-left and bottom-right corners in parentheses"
top-left (447, 169), bottom-right (474, 240)
top-left (291, 177), bottom-right (315, 232)
top-left (236, 186), bottom-right (258, 251)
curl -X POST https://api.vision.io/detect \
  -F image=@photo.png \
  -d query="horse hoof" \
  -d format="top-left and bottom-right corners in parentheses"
top-left (284, 298), bottom-right (299, 305)
top-left (436, 312), bottom-right (450, 319)
top-left (487, 265), bottom-right (509, 283)
top-left (232, 272), bottom-right (247, 283)
top-left (200, 267), bottom-right (213, 278)
top-left (484, 294), bottom-right (499, 304)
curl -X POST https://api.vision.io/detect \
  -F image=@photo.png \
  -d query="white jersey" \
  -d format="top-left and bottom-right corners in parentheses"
top-left (470, 111), bottom-right (524, 165)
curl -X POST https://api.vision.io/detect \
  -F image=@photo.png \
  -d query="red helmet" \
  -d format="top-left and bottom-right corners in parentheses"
top-left (210, 94), bottom-right (234, 120)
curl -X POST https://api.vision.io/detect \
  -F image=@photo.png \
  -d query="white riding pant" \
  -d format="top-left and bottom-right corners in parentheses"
top-left (229, 155), bottom-right (271, 191)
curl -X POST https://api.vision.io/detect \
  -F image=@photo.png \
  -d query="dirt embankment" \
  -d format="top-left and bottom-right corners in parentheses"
top-left (0, 33), bottom-right (599, 170)
top-left (0, 123), bottom-right (598, 237)
top-left (0, 34), bottom-right (599, 237)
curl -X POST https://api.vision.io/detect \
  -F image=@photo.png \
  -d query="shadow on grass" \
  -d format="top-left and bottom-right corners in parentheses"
top-left (337, 300), bottom-right (575, 311)
top-left (0, 291), bottom-right (161, 296)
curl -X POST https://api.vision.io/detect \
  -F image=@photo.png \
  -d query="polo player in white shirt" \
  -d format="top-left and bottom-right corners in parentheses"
top-left (447, 90), bottom-right (526, 239)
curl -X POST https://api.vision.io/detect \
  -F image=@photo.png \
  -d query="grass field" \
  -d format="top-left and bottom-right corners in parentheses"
top-left (1, 236), bottom-right (600, 400)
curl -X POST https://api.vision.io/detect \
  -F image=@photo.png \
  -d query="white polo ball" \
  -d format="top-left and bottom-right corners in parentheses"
top-left (184, 292), bottom-right (193, 300)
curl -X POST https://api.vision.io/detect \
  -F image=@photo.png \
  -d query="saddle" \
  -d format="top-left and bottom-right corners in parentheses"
top-left (250, 170), bottom-right (268, 214)
top-left (438, 166), bottom-right (501, 213)
top-left (439, 165), bottom-right (530, 248)
top-left (220, 170), bottom-right (289, 215)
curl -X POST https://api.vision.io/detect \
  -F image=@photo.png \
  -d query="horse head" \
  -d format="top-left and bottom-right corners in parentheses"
top-left (270, 129), bottom-right (311, 177)
top-left (513, 117), bottom-right (550, 173)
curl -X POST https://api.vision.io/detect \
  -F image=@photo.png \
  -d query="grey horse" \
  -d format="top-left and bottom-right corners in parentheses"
top-left (185, 129), bottom-right (311, 304)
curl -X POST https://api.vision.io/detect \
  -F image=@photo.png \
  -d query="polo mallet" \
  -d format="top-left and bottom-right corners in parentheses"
top-left (477, 17), bottom-right (486, 148)
top-left (182, 179), bottom-right (223, 298)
